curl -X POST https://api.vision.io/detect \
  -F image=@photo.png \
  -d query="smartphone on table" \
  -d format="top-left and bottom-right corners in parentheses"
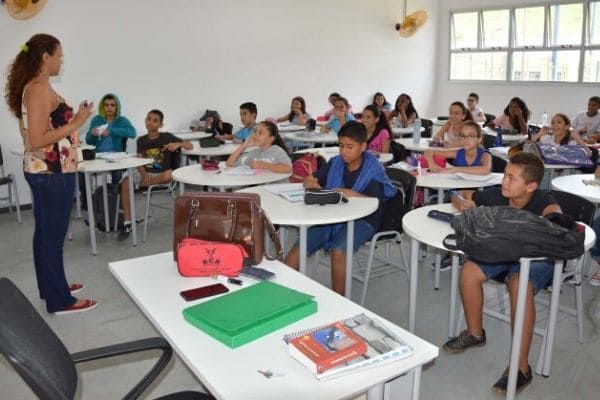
top-left (180, 283), bottom-right (229, 301)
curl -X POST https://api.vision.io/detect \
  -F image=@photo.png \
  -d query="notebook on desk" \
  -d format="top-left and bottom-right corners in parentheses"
top-left (183, 281), bottom-right (317, 348)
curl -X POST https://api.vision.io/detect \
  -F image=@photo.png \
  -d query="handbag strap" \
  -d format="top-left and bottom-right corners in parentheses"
top-left (442, 234), bottom-right (459, 251)
top-left (255, 205), bottom-right (283, 260)
top-left (186, 199), bottom-right (238, 241)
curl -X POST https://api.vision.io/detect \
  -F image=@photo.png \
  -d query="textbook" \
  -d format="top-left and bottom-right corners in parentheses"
top-left (183, 281), bottom-right (316, 348)
top-left (288, 321), bottom-right (368, 374)
top-left (283, 313), bottom-right (413, 380)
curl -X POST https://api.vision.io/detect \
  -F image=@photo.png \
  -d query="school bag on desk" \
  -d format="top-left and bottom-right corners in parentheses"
top-left (443, 206), bottom-right (584, 264)
top-left (509, 140), bottom-right (593, 167)
top-left (289, 152), bottom-right (326, 183)
top-left (173, 192), bottom-right (282, 269)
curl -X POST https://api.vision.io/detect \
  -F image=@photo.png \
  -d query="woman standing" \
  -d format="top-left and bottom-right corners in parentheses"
top-left (5, 34), bottom-right (97, 314)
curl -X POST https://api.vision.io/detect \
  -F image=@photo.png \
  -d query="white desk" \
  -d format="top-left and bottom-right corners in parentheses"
top-left (295, 147), bottom-right (393, 164)
top-left (172, 164), bottom-right (291, 194)
top-left (237, 186), bottom-right (378, 299)
top-left (174, 131), bottom-right (212, 141)
top-left (391, 126), bottom-right (425, 137)
top-left (109, 253), bottom-right (438, 400)
top-left (482, 127), bottom-right (528, 143)
top-left (79, 157), bottom-right (152, 255)
top-left (488, 147), bottom-right (580, 181)
top-left (285, 132), bottom-right (339, 147)
top-left (394, 138), bottom-right (459, 153)
top-left (182, 142), bottom-right (241, 158)
top-left (551, 174), bottom-right (600, 203)
top-left (402, 203), bottom-right (595, 400)
top-left (278, 123), bottom-right (308, 133)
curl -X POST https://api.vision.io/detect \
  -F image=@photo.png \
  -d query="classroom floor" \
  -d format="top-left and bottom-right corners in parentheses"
top-left (1, 191), bottom-right (600, 400)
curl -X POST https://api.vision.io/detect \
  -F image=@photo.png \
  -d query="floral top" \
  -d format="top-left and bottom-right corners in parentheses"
top-left (21, 87), bottom-right (78, 174)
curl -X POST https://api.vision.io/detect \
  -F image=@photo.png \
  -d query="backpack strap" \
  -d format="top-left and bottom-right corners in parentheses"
top-left (442, 234), bottom-right (459, 251)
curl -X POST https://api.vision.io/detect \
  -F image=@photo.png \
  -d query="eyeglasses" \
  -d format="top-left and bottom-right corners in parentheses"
top-left (458, 135), bottom-right (478, 140)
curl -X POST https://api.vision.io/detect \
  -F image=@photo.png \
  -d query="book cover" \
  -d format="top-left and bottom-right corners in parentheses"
top-left (284, 313), bottom-right (413, 380)
top-left (289, 321), bottom-right (367, 374)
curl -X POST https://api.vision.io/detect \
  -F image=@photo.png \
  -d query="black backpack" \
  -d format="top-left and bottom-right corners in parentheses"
top-left (92, 183), bottom-right (122, 231)
top-left (443, 206), bottom-right (584, 264)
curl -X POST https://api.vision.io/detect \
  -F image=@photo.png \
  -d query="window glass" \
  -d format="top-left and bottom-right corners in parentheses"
top-left (512, 50), bottom-right (580, 82)
top-left (451, 52), bottom-right (507, 80)
top-left (482, 9), bottom-right (509, 48)
top-left (549, 3), bottom-right (583, 46)
top-left (452, 12), bottom-right (478, 49)
top-left (514, 7), bottom-right (545, 47)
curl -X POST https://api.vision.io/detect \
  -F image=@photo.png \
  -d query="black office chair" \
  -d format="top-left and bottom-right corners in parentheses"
top-left (0, 278), bottom-right (214, 400)
top-left (482, 134), bottom-right (496, 149)
top-left (420, 118), bottom-right (433, 138)
top-left (491, 155), bottom-right (507, 173)
top-left (483, 113), bottom-right (496, 127)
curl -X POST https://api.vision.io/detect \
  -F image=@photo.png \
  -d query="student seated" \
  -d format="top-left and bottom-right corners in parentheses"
top-left (424, 121), bottom-right (491, 174)
top-left (226, 120), bottom-right (292, 173)
top-left (81, 93), bottom-right (136, 209)
top-left (322, 92), bottom-right (352, 120)
top-left (433, 101), bottom-right (474, 147)
top-left (362, 105), bottom-right (392, 153)
top-left (588, 166), bottom-right (600, 286)
top-left (531, 113), bottom-right (589, 152)
top-left (284, 121), bottom-right (397, 295)
top-left (276, 96), bottom-right (310, 125)
top-left (444, 152), bottom-right (562, 395)
top-left (320, 96), bottom-right (355, 134)
top-left (191, 110), bottom-right (232, 137)
top-left (118, 109), bottom-right (192, 241)
top-left (372, 92), bottom-right (392, 114)
top-left (221, 102), bottom-right (258, 142)
top-left (388, 93), bottom-right (418, 128)
top-left (571, 96), bottom-right (600, 144)
top-left (488, 97), bottom-right (530, 135)
top-left (466, 92), bottom-right (486, 123)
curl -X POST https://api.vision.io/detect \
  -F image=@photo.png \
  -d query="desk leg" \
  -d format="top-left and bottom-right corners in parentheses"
top-left (128, 167), bottom-right (138, 246)
top-left (299, 226), bottom-right (308, 275)
top-left (449, 254), bottom-right (460, 338)
top-left (506, 259), bottom-right (531, 400)
top-left (74, 171), bottom-right (81, 219)
top-left (411, 365), bottom-right (422, 400)
top-left (434, 188), bottom-right (444, 289)
top-left (102, 174), bottom-right (110, 232)
top-left (84, 172), bottom-right (97, 255)
top-left (542, 261), bottom-right (563, 376)
top-left (366, 382), bottom-right (385, 400)
top-left (409, 237), bottom-right (419, 332)
top-left (179, 182), bottom-right (185, 195)
top-left (345, 220), bottom-right (354, 300)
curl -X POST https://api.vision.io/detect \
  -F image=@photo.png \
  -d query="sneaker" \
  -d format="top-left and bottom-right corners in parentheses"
top-left (69, 283), bottom-right (84, 294)
top-left (117, 223), bottom-right (132, 242)
top-left (491, 365), bottom-right (533, 395)
top-left (590, 272), bottom-right (600, 286)
top-left (54, 299), bottom-right (98, 315)
top-left (443, 329), bottom-right (486, 353)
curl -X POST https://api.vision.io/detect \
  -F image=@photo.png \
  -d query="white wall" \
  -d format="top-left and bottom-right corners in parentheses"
top-left (436, 0), bottom-right (600, 122)
top-left (0, 0), bottom-right (439, 205)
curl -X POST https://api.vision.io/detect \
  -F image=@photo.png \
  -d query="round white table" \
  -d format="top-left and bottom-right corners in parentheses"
top-left (482, 127), bottom-right (528, 143)
top-left (278, 123), bottom-right (308, 132)
top-left (489, 147), bottom-right (580, 181)
top-left (391, 126), bottom-right (425, 137)
top-left (295, 147), bottom-right (393, 164)
top-left (402, 203), bottom-right (595, 400)
top-left (551, 174), bottom-right (600, 203)
top-left (79, 157), bottom-right (153, 255)
top-left (237, 185), bottom-right (379, 300)
top-left (285, 131), bottom-right (338, 147)
top-left (174, 131), bottom-right (212, 141)
top-left (394, 138), bottom-right (459, 153)
top-left (182, 142), bottom-right (241, 158)
top-left (172, 164), bottom-right (291, 194)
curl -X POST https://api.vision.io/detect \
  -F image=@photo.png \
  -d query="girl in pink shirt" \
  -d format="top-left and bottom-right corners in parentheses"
top-left (362, 105), bottom-right (391, 153)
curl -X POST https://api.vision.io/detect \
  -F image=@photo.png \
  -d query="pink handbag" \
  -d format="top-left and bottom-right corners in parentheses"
top-left (177, 238), bottom-right (248, 277)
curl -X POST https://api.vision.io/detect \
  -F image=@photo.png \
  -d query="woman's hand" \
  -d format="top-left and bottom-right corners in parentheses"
top-left (72, 101), bottom-right (94, 129)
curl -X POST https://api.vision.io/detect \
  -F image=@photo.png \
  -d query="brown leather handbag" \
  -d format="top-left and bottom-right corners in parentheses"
top-left (173, 192), bottom-right (282, 264)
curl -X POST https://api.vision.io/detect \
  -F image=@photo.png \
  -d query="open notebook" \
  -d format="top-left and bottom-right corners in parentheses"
top-left (265, 183), bottom-right (305, 202)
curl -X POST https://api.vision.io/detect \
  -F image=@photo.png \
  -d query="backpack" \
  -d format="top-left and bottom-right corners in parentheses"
top-left (443, 206), bottom-right (584, 264)
top-left (92, 183), bottom-right (122, 231)
top-left (289, 153), bottom-right (326, 183)
top-left (510, 139), bottom-right (593, 167)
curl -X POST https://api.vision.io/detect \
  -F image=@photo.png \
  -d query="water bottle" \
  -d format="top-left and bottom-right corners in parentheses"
top-left (494, 127), bottom-right (504, 147)
top-left (412, 118), bottom-right (422, 144)
top-left (541, 111), bottom-right (549, 127)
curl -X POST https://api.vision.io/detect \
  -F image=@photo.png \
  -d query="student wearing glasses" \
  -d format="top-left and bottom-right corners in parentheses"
top-left (466, 92), bottom-right (486, 123)
top-left (424, 121), bottom-right (491, 175)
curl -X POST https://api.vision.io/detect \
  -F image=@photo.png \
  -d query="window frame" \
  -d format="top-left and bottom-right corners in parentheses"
top-left (448, 1), bottom-right (600, 84)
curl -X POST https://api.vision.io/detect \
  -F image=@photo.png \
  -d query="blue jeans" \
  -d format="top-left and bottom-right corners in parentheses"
top-left (25, 171), bottom-right (76, 313)
top-left (476, 259), bottom-right (555, 294)
top-left (305, 219), bottom-right (376, 255)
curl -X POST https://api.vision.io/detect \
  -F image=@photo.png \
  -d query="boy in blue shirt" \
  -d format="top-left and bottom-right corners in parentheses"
top-left (284, 121), bottom-right (396, 295)
top-left (221, 102), bottom-right (257, 142)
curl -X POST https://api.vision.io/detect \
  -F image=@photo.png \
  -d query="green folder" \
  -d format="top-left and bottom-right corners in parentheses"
top-left (182, 281), bottom-right (317, 348)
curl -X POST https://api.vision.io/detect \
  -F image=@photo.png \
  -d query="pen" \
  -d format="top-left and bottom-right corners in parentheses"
top-left (451, 190), bottom-right (474, 205)
top-left (212, 274), bottom-right (243, 286)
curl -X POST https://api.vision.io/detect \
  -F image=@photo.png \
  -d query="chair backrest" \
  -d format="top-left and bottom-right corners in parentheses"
top-left (483, 113), bottom-right (496, 127)
top-left (380, 167), bottom-right (417, 232)
top-left (548, 190), bottom-right (595, 226)
top-left (0, 144), bottom-right (5, 176)
top-left (222, 122), bottom-right (234, 135)
top-left (482, 134), bottom-right (496, 149)
top-left (420, 118), bottom-right (433, 138)
top-left (491, 155), bottom-right (507, 173)
top-left (0, 278), bottom-right (78, 400)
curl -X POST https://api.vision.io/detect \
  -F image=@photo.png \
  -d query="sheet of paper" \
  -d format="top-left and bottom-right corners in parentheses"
top-left (223, 166), bottom-right (255, 175)
top-left (264, 183), bottom-right (305, 202)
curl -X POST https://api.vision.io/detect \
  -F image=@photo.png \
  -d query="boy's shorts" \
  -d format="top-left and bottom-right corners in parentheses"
top-left (475, 259), bottom-right (555, 294)
top-left (121, 170), bottom-right (169, 187)
top-left (305, 219), bottom-right (376, 255)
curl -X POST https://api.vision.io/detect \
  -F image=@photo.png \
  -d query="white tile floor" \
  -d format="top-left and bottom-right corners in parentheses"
top-left (1, 192), bottom-right (600, 399)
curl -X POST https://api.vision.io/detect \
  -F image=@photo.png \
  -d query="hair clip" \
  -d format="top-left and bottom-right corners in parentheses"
top-left (20, 44), bottom-right (29, 53)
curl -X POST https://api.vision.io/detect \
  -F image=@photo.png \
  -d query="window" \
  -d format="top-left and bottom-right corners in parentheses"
top-left (449, 2), bottom-right (600, 83)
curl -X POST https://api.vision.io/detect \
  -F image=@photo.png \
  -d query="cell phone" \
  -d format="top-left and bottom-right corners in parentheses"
top-left (240, 266), bottom-right (276, 281)
top-left (180, 283), bottom-right (229, 301)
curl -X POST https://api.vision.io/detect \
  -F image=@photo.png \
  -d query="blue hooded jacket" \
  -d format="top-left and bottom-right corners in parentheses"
top-left (86, 93), bottom-right (136, 152)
